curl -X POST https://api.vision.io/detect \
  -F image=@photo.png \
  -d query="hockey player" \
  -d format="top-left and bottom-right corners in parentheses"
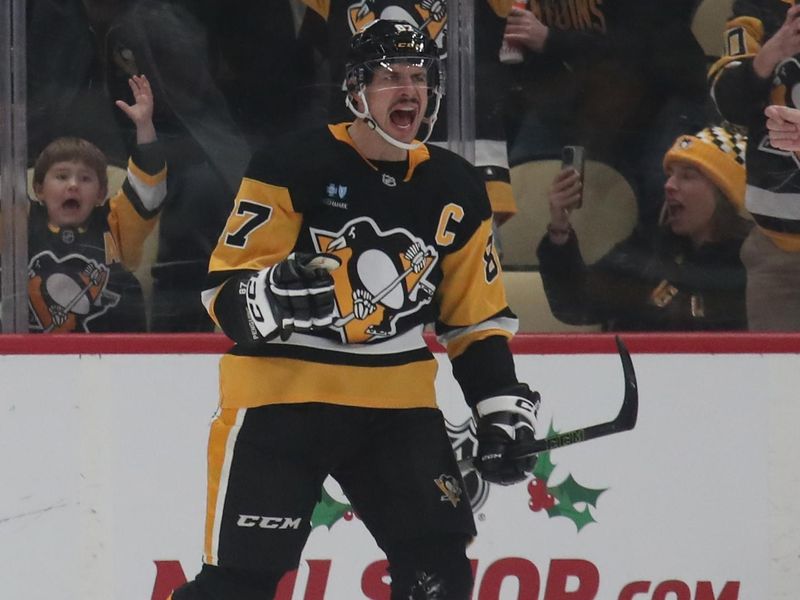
top-left (27, 74), bottom-right (166, 333)
top-left (170, 20), bottom-right (539, 600)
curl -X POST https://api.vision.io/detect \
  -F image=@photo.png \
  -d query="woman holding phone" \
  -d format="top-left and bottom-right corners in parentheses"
top-left (536, 126), bottom-right (752, 332)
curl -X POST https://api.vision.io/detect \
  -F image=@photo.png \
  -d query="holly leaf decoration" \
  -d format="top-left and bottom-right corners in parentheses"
top-left (527, 420), bottom-right (607, 531)
top-left (546, 474), bottom-right (607, 532)
top-left (310, 486), bottom-right (351, 530)
top-left (532, 449), bottom-right (555, 481)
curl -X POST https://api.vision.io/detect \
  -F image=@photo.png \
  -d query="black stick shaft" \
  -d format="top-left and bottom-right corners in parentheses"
top-left (459, 336), bottom-right (638, 474)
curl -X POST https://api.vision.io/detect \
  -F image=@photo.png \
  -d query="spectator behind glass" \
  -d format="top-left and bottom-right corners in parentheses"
top-left (27, 0), bottom-right (292, 332)
top-left (536, 126), bottom-right (751, 331)
top-left (102, 0), bottom-right (255, 332)
top-left (503, 0), bottom-right (710, 230)
top-left (296, 0), bottom-right (520, 227)
top-left (709, 2), bottom-right (800, 331)
top-left (27, 75), bottom-right (167, 333)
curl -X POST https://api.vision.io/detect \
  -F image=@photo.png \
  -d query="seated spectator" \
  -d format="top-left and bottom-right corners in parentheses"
top-left (536, 126), bottom-right (751, 331)
top-left (27, 75), bottom-right (166, 333)
top-left (28, 0), bottom-right (281, 332)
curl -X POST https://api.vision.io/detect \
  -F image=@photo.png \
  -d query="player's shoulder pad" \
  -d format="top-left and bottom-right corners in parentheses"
top-left (245, 126), bottom-right (337, 188)
top-left (424, 144), bottom-right (493, 222)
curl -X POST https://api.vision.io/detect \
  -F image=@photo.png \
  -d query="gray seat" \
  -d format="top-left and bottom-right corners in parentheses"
top-left (503, 270), bottom-right (600, 333)
top-left (691, 0), bottom-right (734, 59)
top-left (501, 159), bottom-right (638, 269)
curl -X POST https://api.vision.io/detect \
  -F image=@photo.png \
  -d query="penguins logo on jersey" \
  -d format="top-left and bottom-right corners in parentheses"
top-left (763, 57), bottom-right (800, 162)
top-left (310, 217), bottom-right (437, 343)
top-left (772, 57), bottom-right (800, 110)
top-left (28, 251), bottom-right (120, 333)
top-left (347, 0), bottom-right (447, 57)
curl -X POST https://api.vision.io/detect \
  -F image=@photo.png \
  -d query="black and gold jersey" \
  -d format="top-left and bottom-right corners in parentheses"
top-left (204, 123), bottom-right (520, 410)
top-left (709, 0), bottom-right (800, 251)
top-left (27, 143), bottom-right (167, 333)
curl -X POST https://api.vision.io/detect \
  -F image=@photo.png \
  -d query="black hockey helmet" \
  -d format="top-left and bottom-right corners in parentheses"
top-left (344, 19), bottom-right (443, 93)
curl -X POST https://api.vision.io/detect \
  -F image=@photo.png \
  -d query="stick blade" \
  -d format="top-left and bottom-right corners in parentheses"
top-left (614, 335), bottom-right (638, 431)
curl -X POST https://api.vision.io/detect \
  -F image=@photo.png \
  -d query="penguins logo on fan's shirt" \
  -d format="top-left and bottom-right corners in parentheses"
top-left (28, 251), bottom-right (120, 333)
top-left (772, 57), bottom-right (800, 110)
top-left (311, 217), bottom-right (438, 343)
top-left (346, 1), bottom-right (447, 56)
top-left (762, 57), bottom-right (800, 162)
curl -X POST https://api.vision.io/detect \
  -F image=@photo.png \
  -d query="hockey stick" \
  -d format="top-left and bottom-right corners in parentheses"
top-left (42, 277), bottom-right (96, 333)
top-left (458, 336), bottom-right (638, 474)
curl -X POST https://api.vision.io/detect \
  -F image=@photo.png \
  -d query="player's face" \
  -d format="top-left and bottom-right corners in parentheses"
top-left (663, 161), bottom-right (718, 244)
top-left (364, 61), bottom-right (430, 144)
top-left (35, 160), bottom-right (106, 227)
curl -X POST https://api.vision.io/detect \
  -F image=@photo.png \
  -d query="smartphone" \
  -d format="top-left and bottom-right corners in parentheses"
top-left (561, 145), bottom-right (585, 209)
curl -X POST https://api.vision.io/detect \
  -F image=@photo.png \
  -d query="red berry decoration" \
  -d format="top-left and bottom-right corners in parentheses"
top-left (527, 477), bottom-right (556, 511)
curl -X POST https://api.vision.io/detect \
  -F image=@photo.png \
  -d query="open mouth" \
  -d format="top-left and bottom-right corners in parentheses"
top-left (665, 203), bottom-right (684, 222)
top-left (389, 106), bottom-right (418, 129)
top-left (61, 198), bottom-right (81, 211)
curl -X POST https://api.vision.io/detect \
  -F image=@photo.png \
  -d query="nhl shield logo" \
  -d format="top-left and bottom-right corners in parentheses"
top-left (445, 417), bottom-right (490, 512)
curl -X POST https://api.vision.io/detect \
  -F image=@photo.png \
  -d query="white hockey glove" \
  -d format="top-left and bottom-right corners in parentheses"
top-left (474, 383), bottom-right (540, 485)
top-left (245, 252), bottom-right (340, 341)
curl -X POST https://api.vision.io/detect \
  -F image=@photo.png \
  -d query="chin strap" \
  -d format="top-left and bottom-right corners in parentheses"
top-left (345, 88), bottom-right (442, 151)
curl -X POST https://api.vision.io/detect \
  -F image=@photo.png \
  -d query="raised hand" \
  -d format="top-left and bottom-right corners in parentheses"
top-left (503, 5), bottom-right (549, 53)
top-left (115, 74), bottom-right (157, 144)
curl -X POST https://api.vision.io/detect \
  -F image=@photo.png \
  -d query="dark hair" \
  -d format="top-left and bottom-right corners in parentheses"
top-left (33, 137), bottom-right (109, 192)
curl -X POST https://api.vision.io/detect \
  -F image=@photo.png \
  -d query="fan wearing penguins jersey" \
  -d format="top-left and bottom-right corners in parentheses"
top-left (171, 20), bottom-right (540, 600)
top-left (709, 0), bottom-right (800, 330)
top-left (25, 75), bottom-right (166, 333)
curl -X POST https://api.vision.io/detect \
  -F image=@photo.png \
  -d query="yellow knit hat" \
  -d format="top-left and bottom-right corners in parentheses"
top-left (662, 126), bottom-right (747, 212)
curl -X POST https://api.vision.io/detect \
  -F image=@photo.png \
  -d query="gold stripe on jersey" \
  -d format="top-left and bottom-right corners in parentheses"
top-left (490, 0), bottom-right (513, 18)
top-left (302, 0), bottom-right (330, 20)
top-left (436, 217), bottom-right (508, 326)
top-left (446, 327), bottom-right (513, 361)
top-left (486, 179), bottom-right (517, 217)
top-left (328, 123), bottom-right (431, 181)
top-left (758, 225), bottom-right (800, 252)
top-left (204, 407), bottom-right (246, 566)
top-left (219, 354), bottom-right (438, 409)
top-left (208, 177), bottom-right (302, 273)
top-left (107, 191), bottom-right (158, 270)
